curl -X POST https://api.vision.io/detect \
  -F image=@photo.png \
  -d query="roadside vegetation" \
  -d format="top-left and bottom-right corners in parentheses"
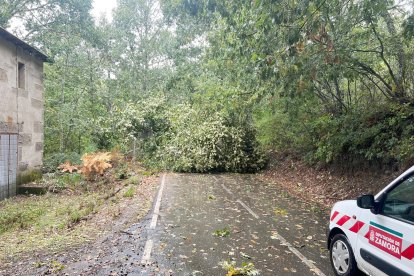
top-left (2, 0), bottom-right (413, 174)
top-left (0, 152), bottom-right (157, 262)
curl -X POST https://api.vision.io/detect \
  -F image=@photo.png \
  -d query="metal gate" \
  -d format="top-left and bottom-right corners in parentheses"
top-left (0, 134), bottom-right (18, 200)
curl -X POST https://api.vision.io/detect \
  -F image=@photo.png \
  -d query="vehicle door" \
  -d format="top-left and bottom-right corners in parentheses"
top-left (356, 174), bottom-right (414, 276)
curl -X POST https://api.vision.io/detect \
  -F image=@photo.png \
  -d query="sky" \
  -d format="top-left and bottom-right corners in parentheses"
top-left (92, 0), bottom-right (118, 22)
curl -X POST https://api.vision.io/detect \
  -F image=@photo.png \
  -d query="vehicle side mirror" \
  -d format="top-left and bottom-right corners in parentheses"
top-left (357, 194), bottom-right (375, 209)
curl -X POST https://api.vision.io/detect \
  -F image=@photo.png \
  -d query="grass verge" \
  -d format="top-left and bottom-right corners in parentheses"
top-left (0, 192), bottom-right (102, 260)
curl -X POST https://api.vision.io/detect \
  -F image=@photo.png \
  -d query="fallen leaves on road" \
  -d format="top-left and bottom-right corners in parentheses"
top-left (274, 207), bottom-right (288, 216)
top-left (240, 252), bottom-right (252, 259)
top-left (212, 228), bottom-right (230, 237)
top-left (208, 194), bottom-right (216, 200)
top-left (219, 260), bottom-right (260, 276)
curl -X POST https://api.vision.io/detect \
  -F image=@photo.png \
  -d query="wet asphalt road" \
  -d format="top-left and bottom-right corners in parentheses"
top-left (142, 174), bottom-right (333, 275)
top-left (0, 173), bottom-right (333, 276)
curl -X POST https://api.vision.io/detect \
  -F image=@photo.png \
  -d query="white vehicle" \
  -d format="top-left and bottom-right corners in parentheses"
top-left (327, 165), bottom-right (414, 276)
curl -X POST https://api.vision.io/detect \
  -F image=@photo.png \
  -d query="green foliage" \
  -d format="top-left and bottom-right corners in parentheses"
top-left (55, 173), bottom-right (83, 190)
top-left (49, 260), bottom-right (65, 273)
top-left (0, 200), bottom-right (46, 234)
top-left (115, 163), bottom-right (129, 180)
top-left (191, 0), bottom-right (414, 171)
top-left (255, 98), bottom-right (317, 156)
top-left (212, 228), bottom-right (230, 237)
top-left (7, 0), bottom-right (414, 174)
top-left (158, 104), bottom-right (266, 173)
top-left (219, 260), bottom-right (260, 276)
top-left (274, 207), bottom-right (288, 216)
top-left (100, 95), bottom-right (266, 173)
top-left (123, 186), bottom-right (135, 198)
top-left (28, 173), bottom-right (84, 193)
top-left (0, 185), bottom-right (95, 231)
top-left (18, 170), bottom-right (43, 185)
top-left (263, 103), bottom-right (414, 169)
top-left (96, 97), bottom-right (170, 161)
top-left (111, 97), bottom-right (169, 143)
top-left (67, 197), bottom-right (96, 224)
top-left (127, 175), bottom-right (141, 185)
top-left (310, 104), bottom-right (414, 168)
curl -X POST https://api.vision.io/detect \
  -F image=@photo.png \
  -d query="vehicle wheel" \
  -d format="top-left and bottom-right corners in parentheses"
top-left (329, 234), bottom-right (357, 276)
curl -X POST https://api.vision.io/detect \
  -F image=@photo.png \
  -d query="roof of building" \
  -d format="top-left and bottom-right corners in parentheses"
top-left (0, 27), bottom-right (49, 62)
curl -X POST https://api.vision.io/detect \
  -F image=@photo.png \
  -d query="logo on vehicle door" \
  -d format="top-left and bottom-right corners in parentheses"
top-left (369, 221), bottom-right (403, 259)
top-left (369, 230), bottom-right (375, 242)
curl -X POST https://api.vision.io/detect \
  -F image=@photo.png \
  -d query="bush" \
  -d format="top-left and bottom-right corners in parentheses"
top-left (259, 99), bottom-right (414, 170)
top-left (307, 104), bottom-right (414, 169)
top-left (158, 105), bottom-right (266, 173)
top-left (78, 152), bottom-right (112, 179)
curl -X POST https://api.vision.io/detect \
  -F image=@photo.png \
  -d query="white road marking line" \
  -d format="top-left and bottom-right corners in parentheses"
top-left (212, 176), bottom-right (233, 195)
top-left (141, 174), bottom-right (166, 265)
top-left (141, 239), bottom-right (153, 265)
top-left (221, 184), bottom-right (233, 195)
top-left (223, 184), bottom-right (326, 276)
top-left (236, 199), bottom-right (259, 219)
top-left (271, 231), bottom-right (326, 276)
top-left (150, 174), bottom-right (166, 229)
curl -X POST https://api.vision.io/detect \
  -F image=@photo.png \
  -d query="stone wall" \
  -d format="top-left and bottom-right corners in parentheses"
top-left (0, 36), bottom-right (44, 192)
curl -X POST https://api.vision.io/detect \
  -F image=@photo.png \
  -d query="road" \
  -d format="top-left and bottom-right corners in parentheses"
top-left (3, 173), bottom-right (333, 275)
top-left (140, 173), bottom-right (333, 275)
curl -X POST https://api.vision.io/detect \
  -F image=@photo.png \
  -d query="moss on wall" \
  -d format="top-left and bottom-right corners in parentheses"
top-left (17, 170), bottom-right (43, 186)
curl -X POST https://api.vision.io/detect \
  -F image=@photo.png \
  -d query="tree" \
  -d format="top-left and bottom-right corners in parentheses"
top-left (112, 0), bottom-right (173, 97)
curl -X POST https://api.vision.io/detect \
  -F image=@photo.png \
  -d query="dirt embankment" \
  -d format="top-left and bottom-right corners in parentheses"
top-left (260, 157), bottom-right (407, 211)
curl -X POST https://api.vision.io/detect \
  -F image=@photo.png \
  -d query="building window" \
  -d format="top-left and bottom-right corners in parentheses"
top-left (18, 62), bottom-right (25, 89)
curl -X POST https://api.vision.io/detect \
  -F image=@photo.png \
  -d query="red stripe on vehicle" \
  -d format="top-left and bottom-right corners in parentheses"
top-left (364, 231), bottom-right (369, 239)
top-left (331, 211), bottom-right (339, 221)
top-left (349, 221), bottom-right (365, 233)
top-left (336, 215), bottom-right (351, 226)
top-left (402, 244), bottom-right (414, 260)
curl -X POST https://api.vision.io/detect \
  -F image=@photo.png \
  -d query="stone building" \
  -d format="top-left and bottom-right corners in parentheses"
top-left (0, 27), bottom-right (48, 200)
